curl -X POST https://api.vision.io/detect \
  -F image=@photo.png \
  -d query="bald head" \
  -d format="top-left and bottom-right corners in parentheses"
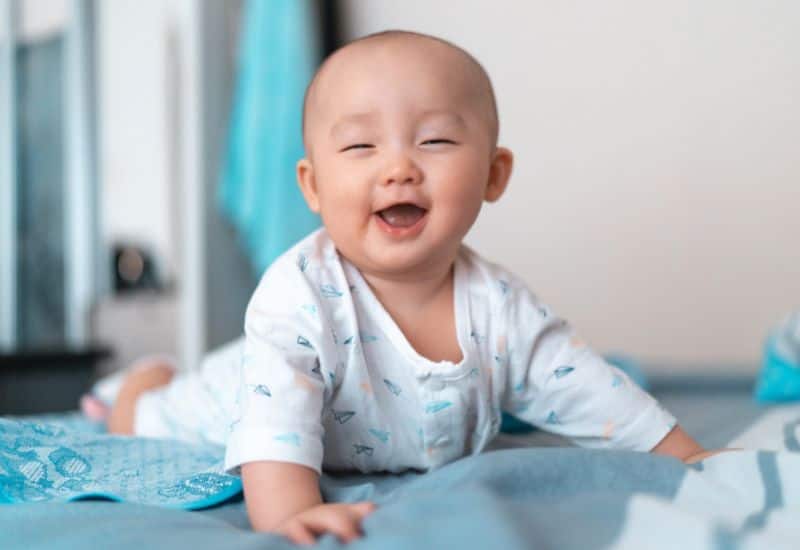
top-left (301, 30), bottom-right (499, 154)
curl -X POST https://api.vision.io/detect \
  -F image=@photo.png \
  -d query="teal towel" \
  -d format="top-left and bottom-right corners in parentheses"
top-left (0, 416), bottom-right (240, 509)
top-left (218, 0), bottom-right (322, 274)
top-left (754, 312), bottom-right (800, 403)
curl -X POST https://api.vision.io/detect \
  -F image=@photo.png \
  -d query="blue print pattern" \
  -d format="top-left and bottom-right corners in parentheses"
top-left (320, 284), bottom-right (343, 298)
top-left (297, 335), bottom-right (314, 349)
top-left (368, 429), bottom-right (390, 443)
top-left (273, 433), bottom-right (301, 446)
top-left (333, 410), bottom-right (356, 424)
top-left (425, 401), bottom-right (453, 414)
top-left (554, 366), bottom-right (575, 379)
top-left (0, 417), bottom-right (241, 508)
top-left (297, 253), bottom-right (309, 272)
top-left (249, 384), bottom-right (271, 397)
top-left (383, 379), bottom-right (402, 396)
top-left (353, 444), bottom-right (374, 456)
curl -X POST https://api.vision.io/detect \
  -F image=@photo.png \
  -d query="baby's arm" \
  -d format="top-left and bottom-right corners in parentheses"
top-left (650, 424), bottom-right (738, 464)
top-left (242, 461), bottom-right (375, 544)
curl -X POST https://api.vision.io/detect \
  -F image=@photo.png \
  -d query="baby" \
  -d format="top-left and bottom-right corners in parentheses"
top-left (100, 30), bottom-right (726, 544)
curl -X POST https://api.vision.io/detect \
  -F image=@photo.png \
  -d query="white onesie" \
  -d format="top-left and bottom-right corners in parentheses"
top-left (134, 228), bottom-right (677, 475)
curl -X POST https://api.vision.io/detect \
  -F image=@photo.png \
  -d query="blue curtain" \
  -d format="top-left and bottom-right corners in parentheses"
top-left (218, 0), bottom-right (322, 275)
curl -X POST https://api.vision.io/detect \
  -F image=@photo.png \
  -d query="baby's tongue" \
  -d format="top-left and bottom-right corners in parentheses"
top-left (378, 204), bottom-right (425, 228)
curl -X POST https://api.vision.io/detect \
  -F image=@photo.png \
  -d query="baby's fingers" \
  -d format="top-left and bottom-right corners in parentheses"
top-left (306, 512), bottom-right (362, 544)
top-left (348, 501), bottom-right (377, 518)
top-left (281, 521), bottom-right (317, 546)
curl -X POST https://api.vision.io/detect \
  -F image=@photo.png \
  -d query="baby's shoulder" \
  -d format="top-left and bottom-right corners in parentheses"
top-left (248, 228), bottom-right (347, 310)
top-left (460, 245), bottom-right (540, 306)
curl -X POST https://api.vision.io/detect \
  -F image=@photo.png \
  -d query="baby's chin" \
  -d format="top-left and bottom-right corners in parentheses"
top-left (338, 237), bottom-right (453, 280)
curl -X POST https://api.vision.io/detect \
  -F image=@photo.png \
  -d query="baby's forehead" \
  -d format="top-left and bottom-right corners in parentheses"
top-left (304, 34), bottom-right (498, 144)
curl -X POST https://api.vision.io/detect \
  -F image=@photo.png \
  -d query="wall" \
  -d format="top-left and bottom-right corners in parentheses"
top-left (97, 0), bottom-right (253, 360)
top-left (340, 0), bottom-right (800, 369)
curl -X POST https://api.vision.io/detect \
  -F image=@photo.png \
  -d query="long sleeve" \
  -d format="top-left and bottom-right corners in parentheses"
top-left (224, 258), bottom-right (328, 475)
top-left (500, 277), bottom-right (676, 452)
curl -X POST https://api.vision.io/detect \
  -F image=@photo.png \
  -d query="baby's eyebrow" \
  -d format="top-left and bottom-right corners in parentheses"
top-left (329, 113), bottom-right (378, 140)
top-left (417, 110), bottom-right (467, 129)
top-left (328, 110), bottom-right (468, 140)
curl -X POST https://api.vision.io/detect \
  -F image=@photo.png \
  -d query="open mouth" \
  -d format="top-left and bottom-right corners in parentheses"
top-left (375, 203), bottom-right (428, 228)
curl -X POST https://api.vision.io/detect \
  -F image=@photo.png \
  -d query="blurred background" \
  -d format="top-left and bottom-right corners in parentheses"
top-left (0, 0), bottom-right (798, 414)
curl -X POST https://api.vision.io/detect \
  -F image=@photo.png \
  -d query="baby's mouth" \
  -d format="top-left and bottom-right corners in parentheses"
top-left (376, 203), bottom-right (428, 228)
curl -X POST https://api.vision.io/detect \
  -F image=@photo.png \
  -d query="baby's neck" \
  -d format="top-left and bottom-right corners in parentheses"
top-left (357, 252), bottom-right (463, 363)
top-left (359, 255), bottom-right (455, 316)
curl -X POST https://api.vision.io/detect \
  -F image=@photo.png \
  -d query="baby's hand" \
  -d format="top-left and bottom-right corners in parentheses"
top-left (273, 501), bottom-right (376, 545)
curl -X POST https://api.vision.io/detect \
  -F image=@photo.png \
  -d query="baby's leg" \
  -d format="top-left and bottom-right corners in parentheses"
top-left (106, 362), bottom-right (176, 434)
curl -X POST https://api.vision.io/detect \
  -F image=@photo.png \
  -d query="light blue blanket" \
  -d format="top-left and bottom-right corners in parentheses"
top-left (2, 406), bottom-right (800, 549)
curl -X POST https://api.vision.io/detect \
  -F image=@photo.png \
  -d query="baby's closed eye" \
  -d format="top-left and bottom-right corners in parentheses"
top-left (421, 138), bottom-right (457, 145)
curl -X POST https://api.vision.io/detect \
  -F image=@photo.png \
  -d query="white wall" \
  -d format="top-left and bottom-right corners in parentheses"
top-left (97, 0), bottom-right (176, 280)
top-left (18, 0), bottom-right (67, 41)
top-left (341, 0), bottom-right (800, 369)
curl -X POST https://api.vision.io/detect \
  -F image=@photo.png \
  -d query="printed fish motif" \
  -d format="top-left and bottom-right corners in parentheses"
top-left (301, 304), bottom-right (317, 316)
top-left (611, 374), bottom-right (623, 387)
top-left (554, 366), bottom-right (575, 379)
top-left (48, 447), bottom-right (91, 477)
top-left (249, 384), bottom-right (271, 397)
top-left (353, 444), bottom-right (374, 456)
top-left (343, 336), bottom-right (355, 345)
top-left (320, 284), bottom-right (343, 298)
top-left (425, 401), bottom-right (453, 414)
top-left (19, 459), bottom-right (47, 484)
top-left (513, 381), bottom-right (525, 392)
top-left (368, 428), bottom-right (390, 443)
top-left (273, 433), bottom-right (301, 446)
top-left (383, 378), bottom-right (402, 396)
top-left (328, 372), bottom-right (335, 384)
top-left (359, 332), bottom-right (378, 343)
top-left (498, 279), bottom-right (510, 295)
top-left (297, 335), bottom-right (314, 349)
top-left (546, 411), bottom-right (560, 425)
top-left (333, 410), bottom-right (356, 424)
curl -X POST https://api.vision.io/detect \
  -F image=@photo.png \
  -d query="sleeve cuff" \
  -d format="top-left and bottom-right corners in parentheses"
top-left (613, 400), bottom-right (678, 452)
top-left (224, 425), bottom-right (324, 476)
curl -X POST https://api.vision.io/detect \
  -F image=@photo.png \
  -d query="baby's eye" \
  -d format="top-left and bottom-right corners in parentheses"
top-left (341, 143), bottom-right (374, 152)
top-left (421, 139), bottom-right (456, 146)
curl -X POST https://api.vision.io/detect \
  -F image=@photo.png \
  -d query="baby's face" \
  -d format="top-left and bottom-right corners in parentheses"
top-left (298, 38), bottom-right (511, 278)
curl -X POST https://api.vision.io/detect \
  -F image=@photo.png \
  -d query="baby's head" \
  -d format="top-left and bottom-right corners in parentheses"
top-left (297, 30), bottom-right (513, 278)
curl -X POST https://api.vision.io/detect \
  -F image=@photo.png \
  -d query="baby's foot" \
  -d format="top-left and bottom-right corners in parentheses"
top-left (79, 394), bottom-right (111, 421)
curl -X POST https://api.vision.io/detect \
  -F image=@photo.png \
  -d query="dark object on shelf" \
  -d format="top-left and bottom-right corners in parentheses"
top-left (0, 347), bottom-right (111, 415)
top-left (113, 244), bottom-right (161, 293)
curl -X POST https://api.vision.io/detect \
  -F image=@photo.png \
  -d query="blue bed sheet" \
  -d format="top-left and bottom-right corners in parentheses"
top-left (3, 380), bottom-right (800, 550)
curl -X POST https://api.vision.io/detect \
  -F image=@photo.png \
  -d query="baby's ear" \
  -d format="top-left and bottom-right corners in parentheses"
top-left (296, 158), bottom-right (321, 213)
top-left (484, 147), bottom-right (513, 203)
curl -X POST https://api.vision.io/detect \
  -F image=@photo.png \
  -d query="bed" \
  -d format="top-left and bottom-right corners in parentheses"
top-left (2, 372), bottom-right (799, 550)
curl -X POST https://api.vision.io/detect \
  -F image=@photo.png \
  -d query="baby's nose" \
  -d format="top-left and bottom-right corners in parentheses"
top-left (382, 155), bottom-right (423, 186)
